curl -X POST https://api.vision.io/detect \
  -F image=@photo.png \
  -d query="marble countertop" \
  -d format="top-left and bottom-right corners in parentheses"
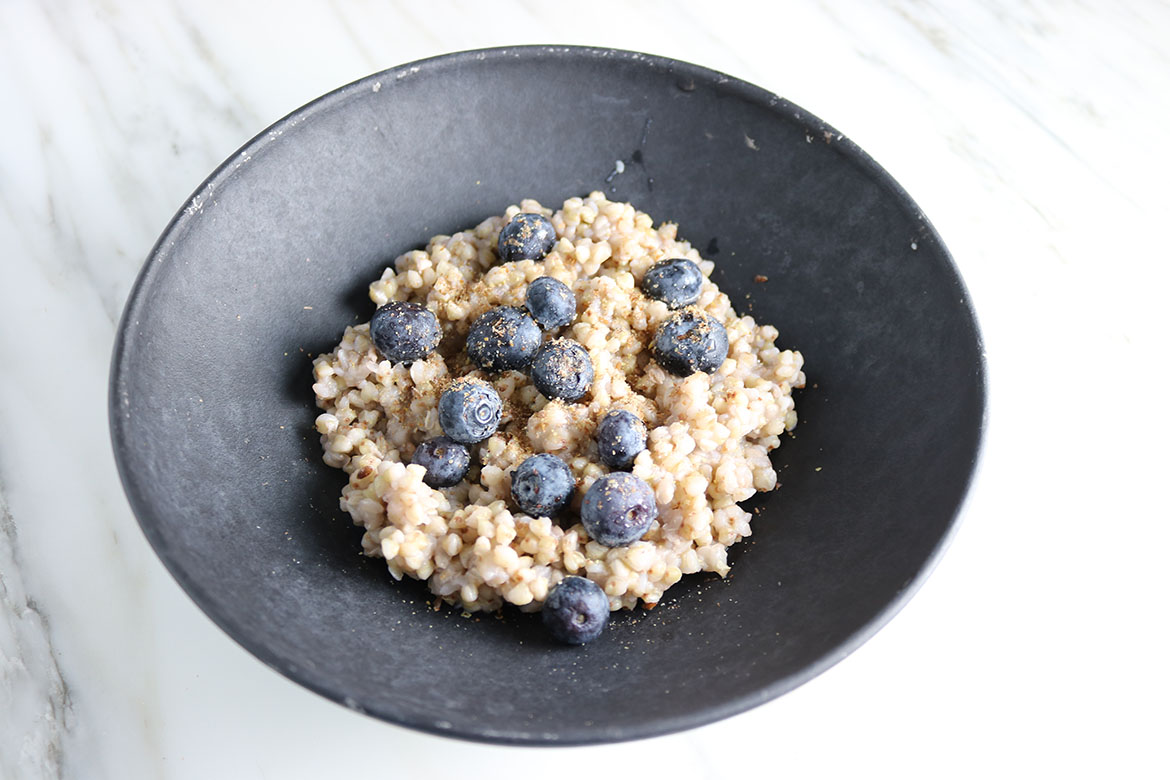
top-left (2, 1), bottom-right (1167, 777)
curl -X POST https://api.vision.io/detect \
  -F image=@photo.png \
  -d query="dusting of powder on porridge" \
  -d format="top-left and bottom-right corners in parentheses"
top-left (312, 193), bottom-right (804, 614)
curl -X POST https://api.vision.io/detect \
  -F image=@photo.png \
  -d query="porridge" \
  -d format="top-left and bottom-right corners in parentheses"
top-left (312, 192), bottom-right (805, 638)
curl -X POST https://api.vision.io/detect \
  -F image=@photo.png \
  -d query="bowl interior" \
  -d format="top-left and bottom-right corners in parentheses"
top-left (110, 47), bottom-right (984, 744)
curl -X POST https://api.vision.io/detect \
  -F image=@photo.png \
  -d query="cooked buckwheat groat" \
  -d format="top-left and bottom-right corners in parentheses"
top-left (312, 192), bottom-right (805, 613)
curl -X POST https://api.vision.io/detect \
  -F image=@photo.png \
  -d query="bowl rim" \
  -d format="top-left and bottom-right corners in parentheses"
top-left (108, 44), bottom-right (988, 746)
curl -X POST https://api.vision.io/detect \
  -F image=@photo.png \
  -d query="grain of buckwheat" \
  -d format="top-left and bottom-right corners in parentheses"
top-left (312, 192), bottom-right (805, 613)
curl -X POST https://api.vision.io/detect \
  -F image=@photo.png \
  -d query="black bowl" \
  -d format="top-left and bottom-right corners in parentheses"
top-left (110, 46), bottom-right (985, 745)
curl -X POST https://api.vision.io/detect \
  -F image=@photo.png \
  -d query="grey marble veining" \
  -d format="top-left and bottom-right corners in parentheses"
top-left (0, 492), bottom-right (70, 780)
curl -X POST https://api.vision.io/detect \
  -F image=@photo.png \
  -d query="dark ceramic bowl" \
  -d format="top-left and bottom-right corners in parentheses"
top-left (109, 46), bottom-right (985, 745)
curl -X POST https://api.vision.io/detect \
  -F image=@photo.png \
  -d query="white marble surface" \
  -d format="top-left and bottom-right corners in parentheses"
top-left (2, 0), bottom-right (1168, 777)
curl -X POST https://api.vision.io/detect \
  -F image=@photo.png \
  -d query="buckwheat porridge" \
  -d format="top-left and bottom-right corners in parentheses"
top-left (312, 192), bottom-right (805, 643)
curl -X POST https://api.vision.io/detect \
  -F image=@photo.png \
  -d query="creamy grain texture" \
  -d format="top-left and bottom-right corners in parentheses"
top-left (312, 193), bottom-right (805, 612)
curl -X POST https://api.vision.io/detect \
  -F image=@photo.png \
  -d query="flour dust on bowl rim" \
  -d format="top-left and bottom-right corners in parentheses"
top-left (108, 45), bottom-right (986, 745)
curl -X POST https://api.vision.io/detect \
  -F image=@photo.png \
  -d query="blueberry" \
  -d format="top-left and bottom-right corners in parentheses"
top-left (525, 276), bottom-right (576, 330)
top-left (595, 410), bottom-right (648, 471)
top-left (652, 308), bottom-right (729, 376)
top-left (369, 301), bottom-right (440, 364)
top-left (542, 576), bottom-right (609, 645)
top-left (530, 339), bottom-right (593, 402)
top-left (411, 436), bottom-right (471, 488)
top-left (438, 378), bottom-right (502, 444)
top-left (510, 453), bottom-right (575, 518)
top-left (497, 213), bottom-right (557, 263)
top-left (467, 306), bottom-right (541, 372)
top-left (641, 258), bottom-right (703, 309)
top-left (580, 472), bottom-right (658, 547)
